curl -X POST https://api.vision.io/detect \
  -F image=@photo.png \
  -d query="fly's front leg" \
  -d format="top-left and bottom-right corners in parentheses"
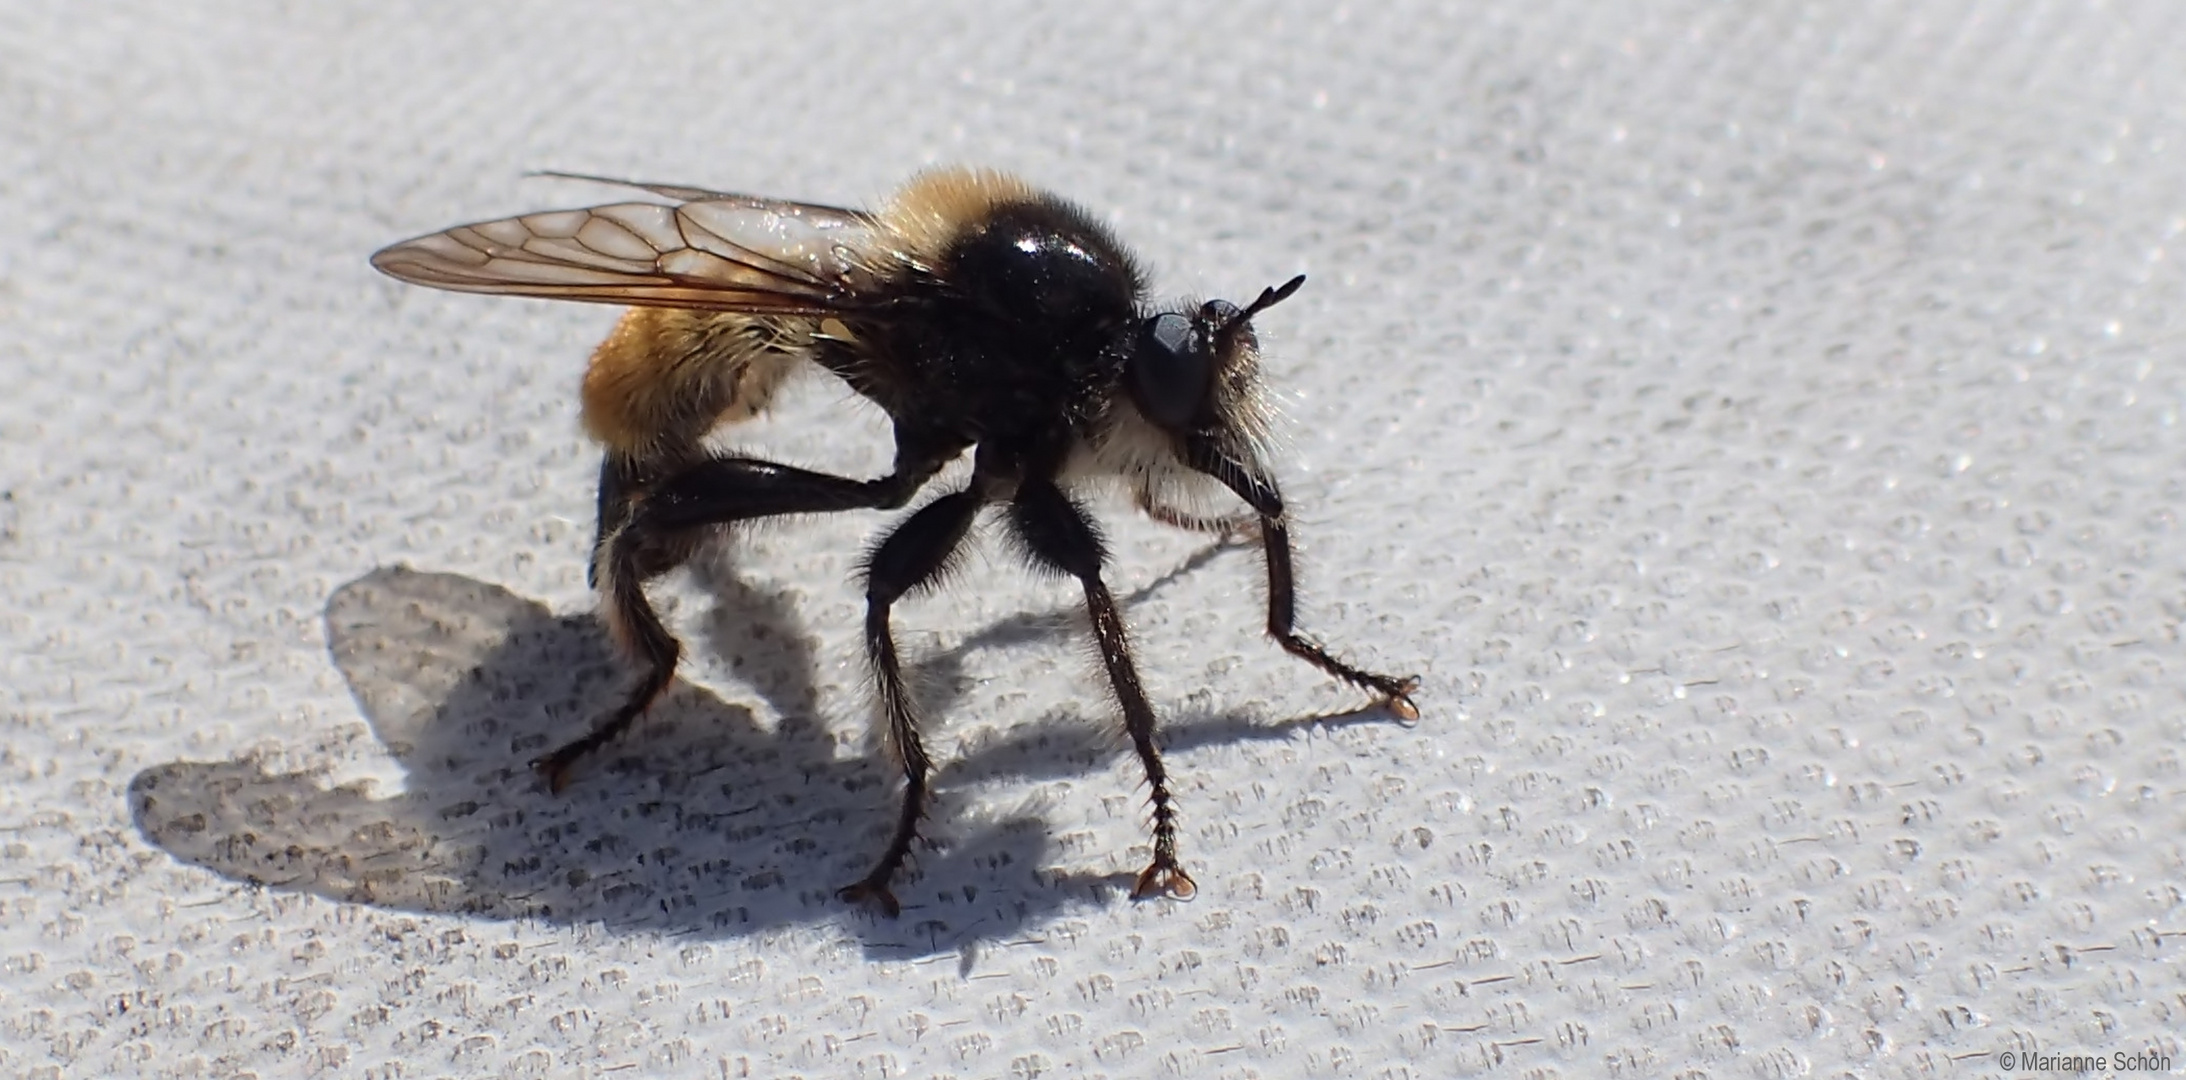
top-left (1255, 513), bottom-right (1419, 717)
top-left (1185, 441), bottom-right (1419, 718)
top-left (1131, 478), bottom-right (1259, 542)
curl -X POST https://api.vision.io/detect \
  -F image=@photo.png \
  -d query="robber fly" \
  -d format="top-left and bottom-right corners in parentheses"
top-left (371, 167), bottom-right (1418, 915)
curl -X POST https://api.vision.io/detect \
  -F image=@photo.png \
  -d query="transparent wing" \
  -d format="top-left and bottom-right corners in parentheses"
top-left (370, 190), bottom-right (882, 314)
top-left (529, 170), bottom-right (867, 217)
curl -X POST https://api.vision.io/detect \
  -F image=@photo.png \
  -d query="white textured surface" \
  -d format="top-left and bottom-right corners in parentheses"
top-left (5, 1), bottom-right (2184, 1076)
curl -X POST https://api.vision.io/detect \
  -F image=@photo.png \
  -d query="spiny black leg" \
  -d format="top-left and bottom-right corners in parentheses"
top-left (1256, 513), bottom-right (1419, 719)
top-left (1089, 579), bottom-right (1195, 901)
top-left (541, 449), bottom-right (958, 793)
top-left (590, 422), bottom-right (963, 586)
top-left (590, 454), bottom-right (632, 589)
top-left (1010, 481), bottom-right (1196, 902)
top-left (1132, 481), bottom-right (1258, 540)
top-left (591, 453), bottom-right (702, 589)
top-left (838, 488), bottom-right (984, 916)
top-left (1185, 440), bottom-right (1420, 718)
top-left (539, 546), bottom-right (679, 792)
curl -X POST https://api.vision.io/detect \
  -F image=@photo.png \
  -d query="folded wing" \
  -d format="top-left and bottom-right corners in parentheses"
top-left (371, 189), bottom-right (882, 314)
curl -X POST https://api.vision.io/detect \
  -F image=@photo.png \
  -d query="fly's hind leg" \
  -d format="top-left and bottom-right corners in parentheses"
top-left (540, 444), bottom-right (956, 792)
top-left (588, 455), bottom-right (704, 589)
top-left (837, 488), bottom-right (985, 916)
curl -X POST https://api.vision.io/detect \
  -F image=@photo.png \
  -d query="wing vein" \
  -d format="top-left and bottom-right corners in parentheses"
top-left (372, 191), bottom-right (894, 315)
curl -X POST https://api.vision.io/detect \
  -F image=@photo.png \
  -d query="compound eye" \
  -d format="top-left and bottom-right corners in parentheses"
top-left (1132, 312), bottom-right (1212, 428)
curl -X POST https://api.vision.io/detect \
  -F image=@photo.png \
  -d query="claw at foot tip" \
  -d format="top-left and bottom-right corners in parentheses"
top-left (1384, 677), bottom-right (1422, 723)
top-left (1131, 861), bottom-right (1198, 902)
top-left (838, 879), bottom-right (903, 918)
top-left (532, 754), bottom-right (576, 795)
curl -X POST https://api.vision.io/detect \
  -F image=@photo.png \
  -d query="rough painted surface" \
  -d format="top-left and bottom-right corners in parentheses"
top-left (3, 2), bottom-right (2182, 1076)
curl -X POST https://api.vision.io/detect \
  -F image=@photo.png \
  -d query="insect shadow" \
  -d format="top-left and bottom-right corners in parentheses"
top-left (127, 541), bottom-right (1396, 957)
